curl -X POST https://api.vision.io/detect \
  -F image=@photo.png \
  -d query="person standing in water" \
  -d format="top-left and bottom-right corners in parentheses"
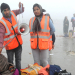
top-left (63, 16), bottom-right (69, 37)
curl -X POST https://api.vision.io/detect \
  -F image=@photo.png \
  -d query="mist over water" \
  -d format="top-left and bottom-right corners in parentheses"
top-left (0, 0), bottom-right (75, 75)
top-left (0, 0), bottom-right (75, 36)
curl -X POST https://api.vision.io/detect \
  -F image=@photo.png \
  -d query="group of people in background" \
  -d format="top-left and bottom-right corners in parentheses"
top-left (63, 14), bottom-right (75, 37)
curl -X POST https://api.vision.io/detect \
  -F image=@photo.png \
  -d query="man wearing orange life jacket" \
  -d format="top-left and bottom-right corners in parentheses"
top-left (29, 3), bottom-right (55, 67)
top-left (0, 2), bottom-right (24, 75)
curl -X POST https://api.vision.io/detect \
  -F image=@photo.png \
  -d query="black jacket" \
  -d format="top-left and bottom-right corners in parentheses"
top-left (52, 33), bottom-right (55, 45)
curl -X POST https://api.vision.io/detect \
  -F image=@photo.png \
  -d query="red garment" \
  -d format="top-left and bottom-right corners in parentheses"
top-left (0, 8), bottom-right (24, 48)
top-left (38, 64), bottom-right (50, 75)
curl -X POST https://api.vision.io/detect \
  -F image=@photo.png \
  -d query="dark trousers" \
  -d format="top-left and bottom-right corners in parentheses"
top-left (6, 45), bottom-right (22, 75)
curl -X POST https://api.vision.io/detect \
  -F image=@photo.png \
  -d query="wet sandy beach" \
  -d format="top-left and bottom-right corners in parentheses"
top-left (2, 34), bottom-right (75, 75)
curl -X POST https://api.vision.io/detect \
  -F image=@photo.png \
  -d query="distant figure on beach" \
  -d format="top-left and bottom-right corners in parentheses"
top-left (71, 14), bottom-right (75, 33)
top-left (63, 16), bottom-right (69, 37)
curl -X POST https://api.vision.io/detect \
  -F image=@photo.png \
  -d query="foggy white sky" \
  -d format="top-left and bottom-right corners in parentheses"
top-left (0, 0), bottom-right (75, 35)
top-left (0, 0), bottom-right (75, 20)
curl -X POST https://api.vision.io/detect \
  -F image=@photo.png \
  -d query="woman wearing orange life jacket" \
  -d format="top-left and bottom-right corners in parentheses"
top-left (29, 3), bottom-right (55, 67)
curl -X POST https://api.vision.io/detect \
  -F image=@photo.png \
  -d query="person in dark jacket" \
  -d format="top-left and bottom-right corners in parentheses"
top-left (52, 33), bottom-right (55, 49)
top-left (44, 14), bottom-right (55, 65)
top-left (45, 13), bottom-right (55, 48)
top-left (63, 16), bottom-right (69, 37)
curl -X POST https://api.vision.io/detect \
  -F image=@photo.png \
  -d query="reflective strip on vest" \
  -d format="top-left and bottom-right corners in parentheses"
top-left (4, 35), bottom-right (16, 41)
top-left (11, 12), bottom-right (18, 30)
top-left (11, 12), bottom-right (17, 22)
top-left (30, 16), bottom-right (50, 39)
top-left (50, 38), bottom-right (52, 41)
top-left (0, 12), bottom-right (17, 35)
top-left (11, 24), bottom-right (18, 30)
top-left (30, 16), bottom-right (50, 32)
top-left (0, 12), bottom-right (17, 42)
top-left (0, 19), bottom-right (11, 36)
top-left (31, 35), bottom-right (50, 39)
top-left (41, 16), bottom-right (50, 32)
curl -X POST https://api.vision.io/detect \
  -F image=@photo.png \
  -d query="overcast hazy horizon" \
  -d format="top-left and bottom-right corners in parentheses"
top-left (0, 0), bottom-right (74, 35)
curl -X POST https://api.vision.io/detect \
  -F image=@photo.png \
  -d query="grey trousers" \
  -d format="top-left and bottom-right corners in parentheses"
top-left (6, 45), bottom-right (22, 75)
top-left (32, 48), bottom-right (49, 67)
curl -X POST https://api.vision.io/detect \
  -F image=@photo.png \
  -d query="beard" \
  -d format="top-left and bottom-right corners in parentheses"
top-left (2, 11), bottom-right (11, 18)
top-left (5, 14), bottom-right (10, 18)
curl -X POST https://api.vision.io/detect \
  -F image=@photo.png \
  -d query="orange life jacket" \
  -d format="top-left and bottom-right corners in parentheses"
top-left (38, 64), bottom-right (50, 75)
top-left (29, 15), bottom-right (50, 50)
top-left (0, 11), bottom-right (23, 50)
top-left (20, 63), bottom-right (43, 75)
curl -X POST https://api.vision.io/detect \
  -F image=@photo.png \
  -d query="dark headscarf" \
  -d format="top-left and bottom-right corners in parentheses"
top-left (1, 3), bottom-right (10, 12)
top-left (0, 3), bottom-right (11, 18)
top-left (32, 3), bottom-right (46, 33)
top-left (64, 16), bottom-right (68, 22)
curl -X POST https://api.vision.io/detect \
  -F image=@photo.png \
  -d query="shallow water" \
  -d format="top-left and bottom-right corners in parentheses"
top-left (50, 37), bottom-right (75, 75)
